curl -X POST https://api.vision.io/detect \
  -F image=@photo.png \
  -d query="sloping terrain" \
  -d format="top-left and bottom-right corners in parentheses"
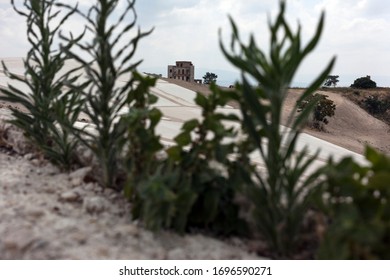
top-left (283, 89), bottom-right (390, 155)
top-left (171, 78), bottom-right (390, 156)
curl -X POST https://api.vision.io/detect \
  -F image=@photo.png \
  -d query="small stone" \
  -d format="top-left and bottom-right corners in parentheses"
top-left (84, 196), bottom-right (107, 214)
top-left (69, 166), bottom-right (91, 187)
top-left (3, 227), bottom-right (36, 252)
top-left (69, 232), bottom-right (87, 245)
top-left (103, 188), bottom-right (115, 195)
top-left (23, 153), bottom-right (34, 160)
top-left (25, 208), bottom-right (45, 219)
top-left (115, 224), bottom-right (139, 237)
top-left (60, 190), bottom-right (80, 202)
top-left (42, 186), bottom-right (56, 194)
top-left (31, 159), bottom-right (40, 165)
top-left (94, 186), bottom-right (104, 194)
top-left (83, 183), bottom-right (95, 192)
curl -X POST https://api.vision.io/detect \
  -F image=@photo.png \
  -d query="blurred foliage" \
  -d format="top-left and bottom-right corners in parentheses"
top-left (131, 84), bottom-right (248, 235)
top-left (316, 147), bottom-right (390, 259)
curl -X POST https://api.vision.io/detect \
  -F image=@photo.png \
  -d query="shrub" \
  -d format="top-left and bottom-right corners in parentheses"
top-left (316, 147), bottom-right (390, 259)
top-left (351, 76), bottom-right (377, 89)
top-left (298, 93), bottom-right (336, 130)
top-left (362, 95), bottom-right (390, 115)
top-left (220, 1), bottom-right (335, 257)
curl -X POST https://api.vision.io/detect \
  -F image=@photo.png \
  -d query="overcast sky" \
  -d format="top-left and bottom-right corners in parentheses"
top-left (1, 0), bottom-right (390, 86)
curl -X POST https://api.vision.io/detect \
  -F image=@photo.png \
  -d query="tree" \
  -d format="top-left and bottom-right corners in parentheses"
top-left (351, 76), bottom-right (376, 89)
top-left (203, 72), bottom-right (218, 84)
top-left (324, 75), bottom-right (339, 87)
top-left (298, 93), bottom-right (336, 130)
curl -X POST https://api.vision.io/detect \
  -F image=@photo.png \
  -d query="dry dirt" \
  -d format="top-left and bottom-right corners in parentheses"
top-left (282, 89), bottom-right (390, 155)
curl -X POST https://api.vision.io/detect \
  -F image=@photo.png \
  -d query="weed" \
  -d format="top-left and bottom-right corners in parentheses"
top-left (0, 0), bottom-right (83, 170)
top-left (59, 0), bottom-right (155, 188)
top-left (316, 147), bottom-right (390, 259)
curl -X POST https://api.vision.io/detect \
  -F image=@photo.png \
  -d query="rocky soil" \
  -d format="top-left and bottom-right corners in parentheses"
top-left (0, 108), bottom-right (261, 260)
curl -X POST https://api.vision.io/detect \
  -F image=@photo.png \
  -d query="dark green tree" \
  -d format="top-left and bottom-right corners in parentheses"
top-left (203, 72), bottom-right (218, 84)
top-left (351, 76), bottom-right (376, 89)
top-left (324, 75), bottom-right (339, 87)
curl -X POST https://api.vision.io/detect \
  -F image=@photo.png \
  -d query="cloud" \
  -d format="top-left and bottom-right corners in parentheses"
top-left (1, 0), bottom-right (390, 86)
top-left (308, 0), bottom-right (390, 82)
top-left (0, 5), bottom-right (28, 57)
top-left (133, 0), bottom-right (278, 76)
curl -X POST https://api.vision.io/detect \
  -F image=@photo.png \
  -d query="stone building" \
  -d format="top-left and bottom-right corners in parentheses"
top-left (167, 61), bottom-right (195, 82)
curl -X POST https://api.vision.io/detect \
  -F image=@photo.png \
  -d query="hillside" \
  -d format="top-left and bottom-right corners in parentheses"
top-left (167, 78), bottom-right (390, 155)
top-left (284, 89), bottom-right (390, 155)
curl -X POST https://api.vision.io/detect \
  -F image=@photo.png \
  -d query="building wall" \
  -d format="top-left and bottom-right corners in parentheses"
top-left (167, 61), bottom-right (194, 82)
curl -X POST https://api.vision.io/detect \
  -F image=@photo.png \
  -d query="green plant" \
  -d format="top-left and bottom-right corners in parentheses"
top-left (220, 1), bottom-right (335, 257)
top-left (298, 93), bottom-right (336, 130)
top-left (122, 72), bottom-right (164, 190)
top-left (316, 146), bottom-right (390, 259)
top-left (131, 84), bottom-right (248, 235)
top-left (59, 0), bottom-right (155, 188)
top-left (0, 0), bottom-right (83, 169)
top-left (128, 161), bottom-right (195, 232)
top-left (170, 85), bottom-right (247, 235)
top-left (362, 95), bottom-right (390, 115)
top-left (351, 76), bottom-right (377, 89)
